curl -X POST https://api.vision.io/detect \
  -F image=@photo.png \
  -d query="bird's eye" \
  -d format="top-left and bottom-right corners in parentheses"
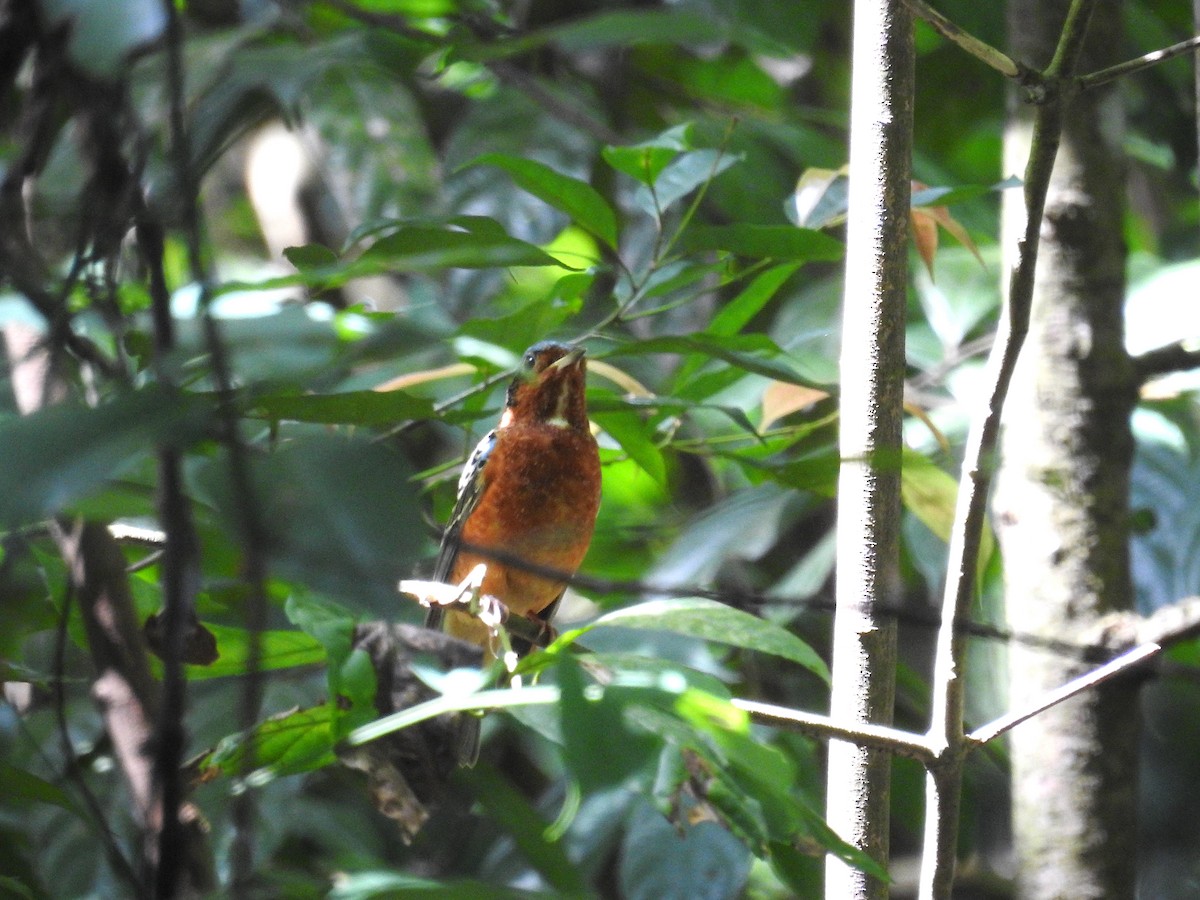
top-left (523, 352), bottom-right (537, 368)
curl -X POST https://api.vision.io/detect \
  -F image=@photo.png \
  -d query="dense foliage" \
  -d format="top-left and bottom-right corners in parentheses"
top-left (1, 1), bottom-right (1198, 897)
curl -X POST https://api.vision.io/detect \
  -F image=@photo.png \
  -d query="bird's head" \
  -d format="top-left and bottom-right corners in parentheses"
top-left (501, 341), bottom-right (589, 430)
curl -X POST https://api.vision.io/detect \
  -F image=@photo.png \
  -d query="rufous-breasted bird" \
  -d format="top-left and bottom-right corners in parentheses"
top-left (426, 341), bottom-right (601, 762)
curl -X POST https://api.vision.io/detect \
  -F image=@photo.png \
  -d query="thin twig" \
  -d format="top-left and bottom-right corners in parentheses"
top-left (1078, 34), bottom-right (1200, 90)
top-left (159, 0), bottom-right (270, 890)
top-left (966, 642), bottom-right (1160, 746)
top-left (919, 1), bottom-right (1099, 896)
top-left (733, 699), bottom-right (933, 761)
top-left (902, 0), bottom-right (1024, 79)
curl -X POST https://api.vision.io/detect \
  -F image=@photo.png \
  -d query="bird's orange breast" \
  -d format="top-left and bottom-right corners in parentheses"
top-left (446, 422), bottom-right (600, 646)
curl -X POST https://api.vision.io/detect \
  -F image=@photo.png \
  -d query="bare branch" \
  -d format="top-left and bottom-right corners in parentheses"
top-left (903, 0), bottom-right (1024, 79)
top-left (733, 699), bottom-right (934, 761)
top-left (967, 643), bottom-right (1159, 746)
top-left (920, 1), bottom-right (1101, 895)
top-left (1078, 34), bottom-right (1200, 90)
top-left (1130, 339), bottom-right (1200, 385)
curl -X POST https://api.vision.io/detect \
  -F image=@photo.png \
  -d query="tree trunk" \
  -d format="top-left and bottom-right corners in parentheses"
top-left (825, 1), bottom-right (912, 896)
top-left (995, 1), bottom-right (1138, 897)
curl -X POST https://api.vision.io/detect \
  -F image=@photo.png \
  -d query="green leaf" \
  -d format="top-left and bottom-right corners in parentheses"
top-left (202, 706), bottom-right (338, 781)
top-left (586, 391), bottom-right (758, 438)
top-left (708, 264), bottom-right (802, 337)
top-left (180, 625), bottom-right (326, 680)
top-left (483, 11), bottom-right (726, 59)
top-left (284, 243), bottom-right (339, 272)
top-left (0, 762), bottom-right (77, 814)
top-left (0, 386), bottom-right (207, 527)
top-left (592, 411), bottom-right (667, 487)
top-left (639, 149), bottom-right (742, 215)
top-left (359, 224), bottom-right (564, 270)
top-left (249, 390), bottom-right (435, 426)
top-left (465, 154), bottom-right (618, 249)
top-left (680, 225), bottom-right (843, 263)
top-left (558, 657), bottom-right (661, 791)
top-left (610, 334), bottom-right (814, 388)
top-left (594, 598), bottom-right (829, 682)
top-left (603, 124), bottom-right (693, 186)
top-left (197, 436), bottom-right (423, 606)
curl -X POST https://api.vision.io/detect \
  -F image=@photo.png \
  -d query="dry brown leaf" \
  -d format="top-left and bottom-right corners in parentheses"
top-left (760, 381), bottom-right (830, 432)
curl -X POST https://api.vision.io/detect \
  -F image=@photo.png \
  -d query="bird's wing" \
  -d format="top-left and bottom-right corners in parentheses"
top-left (425, 429), bottom-right (496, 629)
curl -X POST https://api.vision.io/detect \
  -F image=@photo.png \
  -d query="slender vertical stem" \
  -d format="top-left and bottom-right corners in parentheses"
top-left (824, 2), bottom-right (912, 897)
top-left (919, 1), bottom-right (1097, 896)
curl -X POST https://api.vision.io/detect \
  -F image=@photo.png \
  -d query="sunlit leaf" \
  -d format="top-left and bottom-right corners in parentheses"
top-left (901, 448), bottom-right (994, 568)
top-left (788, 166), bottom-right (849, 229)
top-left (594, 598), bottom-right (829, 682)
top-left (593, 411), bottom-right (667, 487)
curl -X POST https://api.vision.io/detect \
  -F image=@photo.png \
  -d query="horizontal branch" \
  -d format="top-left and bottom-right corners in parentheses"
top-left (1131, 339), bottom-right (1200, 385)
top-left (1078, 34), bottom-right (1200, 90)
top-left (732, 698), bottom-right (934, 762)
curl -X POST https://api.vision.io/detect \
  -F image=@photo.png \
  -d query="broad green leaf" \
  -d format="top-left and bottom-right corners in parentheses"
top-left (465, 154), bottom-right (618, 249)
top-left (681, 224), bottom-right (843, 263)
top-left (592, 411), bottom-right (667, 487)
top-left (197, 437), bottom-right (423, 606)
top-left (359, 225), bottom-right (565, 270)
top-left (0, 386), bottom-right (206, 527)
top-left (603, 124), bottom-right (693, 185)
top-left (638, 149), bottom-right (742, 215)
top-left (180, 625), bottom-right (326, 680)
top-left (249, 390), bottom-right (435, 426)
top-left (558, 657), bottom-right (661, 791)
top-left (610, 334), bottom-right (813, 388)
top-left (594, 598), bottom-right (829, 682)
top-left (284, 243), bottom-right (338, 272)
top-left (708, 264), bottom-right (802, 337)
top-left (586, 391), bottom-right (758, 437)
top-left (0, 762), bottom-right (77, 814)
top-left (202, 706), bottom-right (338, 781)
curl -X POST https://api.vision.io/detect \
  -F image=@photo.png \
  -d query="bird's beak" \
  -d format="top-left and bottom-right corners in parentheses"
top-left (550, 346), bottom-right (586, 370)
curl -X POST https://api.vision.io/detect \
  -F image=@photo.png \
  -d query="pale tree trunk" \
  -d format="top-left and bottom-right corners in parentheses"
top-left (825, 0), bottom-right (912, 897)
top-left (995, 0), bottom-right (1138, 896)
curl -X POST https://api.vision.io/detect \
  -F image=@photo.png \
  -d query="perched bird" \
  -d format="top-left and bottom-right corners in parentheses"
top-left (426, 341), bottom-right (602, 761)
